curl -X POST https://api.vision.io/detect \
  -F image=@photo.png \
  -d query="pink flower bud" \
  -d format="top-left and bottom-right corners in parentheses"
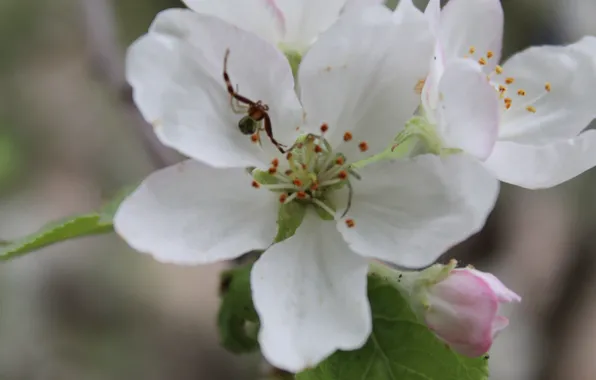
top-left (424, 268), bottom-right (521, 357)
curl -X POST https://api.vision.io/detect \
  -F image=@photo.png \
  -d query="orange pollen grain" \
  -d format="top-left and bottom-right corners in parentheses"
top-left (478, 57), bottom-right (487, 66)
top-left (279, 193), bottom-right (288, 203)
top-left (526, 106), bottom-right (537, 113)
top-left (314, 145), bottom-right (323, 153)
top-left (251, 181), bottom-right (260, 189)
top-left (338, 171), bottom-right (348, 180)
top-left (505, 77), bottom-right (515, 85)
top-left (271, 158), bottom-right (279, 167)
top-left (495, 65), bottom-right (503, 74)
top-left (545, 82), bottom-right (552, 92)
top-left (343, 132), bottom-right (353, 142)
top-left (320, 123), bottom-right (329, 133)
top-left (297, 191), bottom-right (307, 199)
top-left (415, 79), bottom-right (426, 94)
top-left (250, 134), bottom-right (259, 143)
top-left (335, 157), bottom-right (345, 165)
top-left (517, 89), bottom-right (526, 96)
top-left (345, 219), bottom-right (356, 228)
top-left (310, 183), bottom-right (319, 191)
top-left (268, 167), bottom-right (277, 175)
top-left (487, 51), bottom-right (494, 59)
top-left (293, 179), bottom-right (303, 187)
top-left (358, 141), bottom-right (369, 152)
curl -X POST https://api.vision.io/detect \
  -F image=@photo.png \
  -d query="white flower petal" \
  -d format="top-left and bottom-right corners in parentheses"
top-left (114, 160), bottom-right (278, 264)
top-left (498, 43), bottom-right (596, 144)
top-left (129, 9), bottom-right (303, 168)
top-left (393, 0), bottom-right (424, 24)
top-left (275, 0), bottom-right (348, 52)
top-left (483, 130), bottom-right (596, 189)
top-left (440, 0), bottom-right (504, 68)
top-left (573, 35), bottom-right (596, 57)
top-left (252, 211), bottom-right (371, 372)
top-left (299, 8), bottom-right (433, 161)
top-left (338, 154), bottom-right (499, 268)
top-left (182, 0), bottom-right (284, 45)
top-left (343, 0), bottom-right (385, 12)
top-left (437, 59), bottom-right (500, 160)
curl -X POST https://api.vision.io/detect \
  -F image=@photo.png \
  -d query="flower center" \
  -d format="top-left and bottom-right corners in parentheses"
top-left (465, 46), bottom-right (552, 115)
top-left (250, 124), bottom-right (363, 226)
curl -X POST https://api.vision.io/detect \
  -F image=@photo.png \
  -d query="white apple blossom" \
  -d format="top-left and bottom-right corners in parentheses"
top-left (181, 0), bottom-right (385, 55)
top-left (397, 0), bottom-right (596, 189)
top-left (115, 7), bottom-right (499, 372)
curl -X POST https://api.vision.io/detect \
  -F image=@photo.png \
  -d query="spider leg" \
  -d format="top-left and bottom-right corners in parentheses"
top-left (263, 113), bottom-right (286, 153)
top-left (223, 49), bottom-right (255, 107)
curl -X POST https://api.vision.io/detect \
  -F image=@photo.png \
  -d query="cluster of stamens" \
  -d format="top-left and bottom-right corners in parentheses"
top-left (251, 124), bottom-right (368, 228)
top-left (465, 46), bottom-right (551, 114)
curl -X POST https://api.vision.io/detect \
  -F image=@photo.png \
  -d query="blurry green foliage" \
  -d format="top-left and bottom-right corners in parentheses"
top-left (297, 274), bottom-right (489, 380)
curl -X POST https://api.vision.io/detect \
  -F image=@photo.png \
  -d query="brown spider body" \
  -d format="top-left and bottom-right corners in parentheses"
top-left (222, 49), bottom-right (286, 153)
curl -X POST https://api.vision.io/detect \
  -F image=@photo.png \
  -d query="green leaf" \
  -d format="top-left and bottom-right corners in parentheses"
top-left (0, 184), bottom-right (138, 261)
top-left (0, 214), bottom-right (113, 261)
top-left (275, 201), bottom-right (306, 243)
top-left (297, 275), bottom-right (489, 380)
top-left (218, 263), bottom-right (260, 354)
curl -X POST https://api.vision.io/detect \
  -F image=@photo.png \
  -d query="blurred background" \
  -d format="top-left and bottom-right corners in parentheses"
top-left (0, 0), bottom-right (594, 379)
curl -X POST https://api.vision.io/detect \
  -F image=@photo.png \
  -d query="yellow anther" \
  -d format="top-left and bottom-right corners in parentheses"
top-left (526, 106), bottom-right (537, 113)
top-left (505, 77), bottom-right (515, 85)
top-left (517, 89), bottom-right (526, 96)
top-left (487, 51), bottom-right (494, 59)
top-left (498, 85), bottom-right (507, 93)
top-left (478, 57), bottom-right (487, 66)
top-left (469, 46), bottom-right (476, 55)
top-left (545, 82), bottom-right (552, 92)
top-left (495, 65), bottom-right (503, 74)
top-left (415, 79), bottom-right (426, 95)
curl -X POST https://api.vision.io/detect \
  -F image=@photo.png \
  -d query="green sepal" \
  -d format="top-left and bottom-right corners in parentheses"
top-left (296, 274), bottom-right (489, 380)
top-left (253, 170), bottom-right (281, 185)
top-left (218, 263), bottom-right (260, 354)
top-left (284, 50), bottom-right (303, 80)
top-left (275, 201), bottom-right (307, 243)
top-left (313, 197), bottom-right (336, 221)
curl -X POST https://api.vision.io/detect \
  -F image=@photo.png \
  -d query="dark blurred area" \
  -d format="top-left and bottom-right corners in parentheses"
top-left (0, 0), bottom-right (594, 379)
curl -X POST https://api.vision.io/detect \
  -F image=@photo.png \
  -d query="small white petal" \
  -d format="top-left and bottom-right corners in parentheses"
top-left (299, 8), bottom-right (433, 161)
top-left (343, 0), bottom-right (385, 12)
top-left (114, 160), bottom-right (278, 264)
top-left (252, 212), bottom-right (371, 372)
top-left (483, 130), bottom-right (596, 189)
top-left (129, 9), bottom-right (302, 168)
top-left (437, 59), bottom-right (500, 160)
top-left (338, 154), bottom-right (499, 268)
top-left (424, 0), bottom-right (441, 34)
top-left (182, 0), bottom-right (284, 45)
top-left (498, 43), bottom-right (596, 144)
top-left (440, 0), bottom-right (504, 68)
top-left (393, 0), bottom-right (424, 24)
top-left (275, 0), bottom-right (348, 52)
top-left (573, 35), bottom-right (596, 57)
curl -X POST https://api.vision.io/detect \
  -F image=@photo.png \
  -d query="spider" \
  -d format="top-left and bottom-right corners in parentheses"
top-left (223, 49), bottom-right (286, 153)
